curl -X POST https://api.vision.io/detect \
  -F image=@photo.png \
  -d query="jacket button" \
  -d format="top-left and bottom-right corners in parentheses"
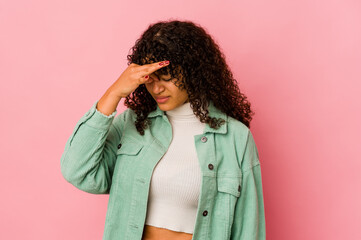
top-left (238, 185), bottom-right (241, 192)
top-left (201, 136), bottom-right (207, 142)
top-left (202, 210), bottom-right (208, 216)
top-left (117, 144), bottom-right (122, 149)
top-left (208, 164), bottom-right (214, 170)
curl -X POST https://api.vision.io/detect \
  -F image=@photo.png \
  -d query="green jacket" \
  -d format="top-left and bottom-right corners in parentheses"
top-left (60, 100), bottom-right (266, 240)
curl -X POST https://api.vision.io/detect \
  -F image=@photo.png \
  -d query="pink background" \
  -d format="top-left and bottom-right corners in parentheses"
top-left (1, 0), bottom-right (360, 239)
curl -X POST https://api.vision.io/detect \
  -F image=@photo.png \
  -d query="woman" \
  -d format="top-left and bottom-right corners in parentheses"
top-left (61, 20), bottom-right (266, 240)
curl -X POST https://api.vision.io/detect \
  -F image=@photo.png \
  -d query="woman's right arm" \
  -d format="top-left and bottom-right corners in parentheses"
top-left (60, 60), bottom-right (170, 194)
top-left (60, 92), bottom-right (126, 194)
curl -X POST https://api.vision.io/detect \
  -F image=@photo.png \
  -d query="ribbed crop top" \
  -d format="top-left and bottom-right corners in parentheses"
top-left (144, 101), bottom-right (206, 234)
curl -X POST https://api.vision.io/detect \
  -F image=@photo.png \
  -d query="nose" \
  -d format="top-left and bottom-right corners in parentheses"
top-left (148, 78), bottom-right (165, 94)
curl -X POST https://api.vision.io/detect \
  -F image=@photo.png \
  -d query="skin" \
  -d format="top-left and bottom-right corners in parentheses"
top-left (96, 61), bottom-right (173, 115)
top-left (142, 225), bottom-right (193, 240)
top-left (145, 72), bottom-right (189, 111)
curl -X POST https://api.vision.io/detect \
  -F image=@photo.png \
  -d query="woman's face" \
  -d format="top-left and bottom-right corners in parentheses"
top-left (145, 72), bottom-right (189, 111)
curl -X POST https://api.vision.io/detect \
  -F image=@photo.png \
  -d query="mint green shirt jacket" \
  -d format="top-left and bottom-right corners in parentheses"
top-left (60, 100), bottom-right (266, 240)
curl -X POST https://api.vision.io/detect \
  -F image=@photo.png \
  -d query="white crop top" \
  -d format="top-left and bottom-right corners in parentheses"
top-left (144, 101), bottom-right (206, 234)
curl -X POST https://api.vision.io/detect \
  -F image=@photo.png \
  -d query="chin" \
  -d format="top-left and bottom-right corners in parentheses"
top-left (159, 102), bottom-right (179, 111)
top-left (158, 104), bottom-right (171, 111)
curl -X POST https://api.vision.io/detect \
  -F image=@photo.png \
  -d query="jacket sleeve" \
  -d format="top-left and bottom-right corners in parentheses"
top-left (60, 100), bottom-right (126, 194)
top-left (231, 130), bottom-right (266, 240)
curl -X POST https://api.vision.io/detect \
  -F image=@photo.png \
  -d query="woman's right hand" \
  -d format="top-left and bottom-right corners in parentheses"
top-left (110, 60), bottom-right (170, 99)
top-left (96, 60), bottom-right (170, 116)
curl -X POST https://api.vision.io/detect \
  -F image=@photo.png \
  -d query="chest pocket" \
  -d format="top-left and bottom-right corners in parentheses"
top-left (112, 140), bottom-right (144, 185)
top-left (217, 177), bottom-right (241, 198)
top-left (116, 140), bottom-right (143, 156)
top-left (213, 176), bottom-right (242, 239)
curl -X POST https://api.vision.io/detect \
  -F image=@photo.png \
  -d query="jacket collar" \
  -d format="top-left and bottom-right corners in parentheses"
top-left (147, 100), bottom-right (228, 134)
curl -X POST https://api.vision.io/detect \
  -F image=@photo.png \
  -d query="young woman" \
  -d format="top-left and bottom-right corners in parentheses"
top-left (61, 20), bottom-right (266, 240)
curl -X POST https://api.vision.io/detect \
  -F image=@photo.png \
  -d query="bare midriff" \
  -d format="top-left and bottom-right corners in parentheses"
top-left (142, 225), bottom-right (193, 240)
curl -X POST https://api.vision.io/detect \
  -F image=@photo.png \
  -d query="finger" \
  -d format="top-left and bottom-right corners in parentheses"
top-left (140, 74), bottom-right (154, 84)
top-left (139, 60), bottom-right (170, 76)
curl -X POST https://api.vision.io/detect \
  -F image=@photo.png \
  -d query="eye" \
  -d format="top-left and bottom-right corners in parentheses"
top-left (162, 78), bottom-right (173, 82)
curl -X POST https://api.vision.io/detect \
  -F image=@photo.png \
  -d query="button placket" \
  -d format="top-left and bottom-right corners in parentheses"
top-left (200, 135), bottom-right (212, 219)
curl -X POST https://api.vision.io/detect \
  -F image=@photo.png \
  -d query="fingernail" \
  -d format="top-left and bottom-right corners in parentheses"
top-left (145, 75), bottom-right (149, 78)
top-left (159, 62), bottom-right (164, 66)
top-left (165, 61), bottom-right (170, 64)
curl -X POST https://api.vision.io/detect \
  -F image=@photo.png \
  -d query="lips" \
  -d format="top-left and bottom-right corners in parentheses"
top-left (155, 96), bottom-right (169, 100)
top-left (155, 96), bottom-right (170, 103)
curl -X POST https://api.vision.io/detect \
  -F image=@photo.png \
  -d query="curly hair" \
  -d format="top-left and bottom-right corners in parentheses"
top-left (125, 19), bottom-right (255, 135)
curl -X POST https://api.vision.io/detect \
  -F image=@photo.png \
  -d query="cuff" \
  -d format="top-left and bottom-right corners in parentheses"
top-left (82, 100), bottom-right (117, 130)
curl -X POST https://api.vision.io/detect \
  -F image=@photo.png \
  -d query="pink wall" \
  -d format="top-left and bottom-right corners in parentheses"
top-left (1, 0), bottom-right (360, 239)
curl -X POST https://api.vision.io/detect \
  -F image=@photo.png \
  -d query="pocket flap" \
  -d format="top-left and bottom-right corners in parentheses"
top-left (217, 177), bottom-right (241, 197)
top-left (116, 141), bottom-right (143, 155)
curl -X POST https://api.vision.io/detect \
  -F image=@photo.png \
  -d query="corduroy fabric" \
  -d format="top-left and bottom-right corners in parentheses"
top-left (60, 100), bottom-right (266, 240)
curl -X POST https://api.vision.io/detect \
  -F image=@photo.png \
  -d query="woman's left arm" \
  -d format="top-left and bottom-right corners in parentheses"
top-left (231, 130), bottom-right (266, 240)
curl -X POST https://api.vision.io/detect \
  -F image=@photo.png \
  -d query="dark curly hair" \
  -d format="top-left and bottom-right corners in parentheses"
top-left (124, 19), bottom-right (255, 135)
